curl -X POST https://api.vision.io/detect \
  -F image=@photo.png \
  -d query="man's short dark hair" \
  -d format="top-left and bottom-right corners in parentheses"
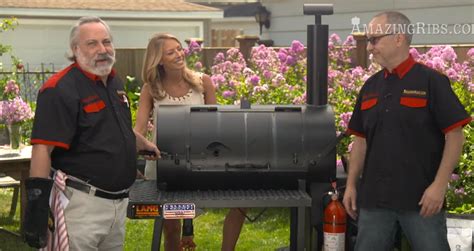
top-left (375, 11), bottom-right (413, 45)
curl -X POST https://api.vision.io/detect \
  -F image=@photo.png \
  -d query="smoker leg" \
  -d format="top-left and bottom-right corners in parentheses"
top-left (310, 182), bottom-right (331, 251)
top-left (151, 218), bottom-right (164, 251)
top-left (290, 206), bottom-right (310, 251)
top-left (292, 179), bottom-right (311, 251)
top-left (290, 208), bottom-right (297, 251)
top-left (297, 205), bottom-right (306, 251)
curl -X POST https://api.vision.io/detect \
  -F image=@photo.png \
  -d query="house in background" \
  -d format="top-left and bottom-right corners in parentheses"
top-left (1, 0), bottom-right (472, 69)
top-left (261, 0), bottom-right (474, 46)
top-left (0, 0), bottom-right (222, 69)
top-left (187, 0), bottom-right (261, 46)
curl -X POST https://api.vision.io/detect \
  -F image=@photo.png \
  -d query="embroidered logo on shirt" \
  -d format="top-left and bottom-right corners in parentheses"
top-left (403, 89), bottom-right (426, 97)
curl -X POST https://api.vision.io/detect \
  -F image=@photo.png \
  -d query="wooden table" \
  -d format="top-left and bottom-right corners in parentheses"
top-left (0, 145), bottom-right (32, 234)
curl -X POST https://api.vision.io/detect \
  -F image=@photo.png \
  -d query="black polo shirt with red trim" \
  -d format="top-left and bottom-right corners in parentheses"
top-left (347, 55), bottom-right (471, 210)
top-left (31, 63), bottom-right (137, 192)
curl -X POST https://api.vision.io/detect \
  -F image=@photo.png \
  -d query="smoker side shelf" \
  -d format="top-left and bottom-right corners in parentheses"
top-left (127, 179), bottom-right (312, 250)
top-left (127, 180), bottom-right (312, 212)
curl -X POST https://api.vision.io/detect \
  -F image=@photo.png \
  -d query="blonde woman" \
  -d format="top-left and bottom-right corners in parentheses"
top-left (135, 33), bottom-right (246, 251)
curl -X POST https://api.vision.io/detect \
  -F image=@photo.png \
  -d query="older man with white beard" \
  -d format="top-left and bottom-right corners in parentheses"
top-left (24, 16), bottom-right (160, 250)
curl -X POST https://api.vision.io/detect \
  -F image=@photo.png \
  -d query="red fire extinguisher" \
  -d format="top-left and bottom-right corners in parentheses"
top-left (323, 182), bottom-right (347, 251)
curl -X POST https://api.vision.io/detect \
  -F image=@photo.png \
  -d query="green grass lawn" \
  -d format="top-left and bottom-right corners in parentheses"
top-left (125, 208), bottom-right (290, 250)
top-left (0, 188), bottom-right (290, 251)
top-left (0, 188), bottom-right (34, 251)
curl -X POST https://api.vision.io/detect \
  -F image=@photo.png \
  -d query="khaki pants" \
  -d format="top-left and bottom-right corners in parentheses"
top-left (63, 186), bottom-right (128, 251)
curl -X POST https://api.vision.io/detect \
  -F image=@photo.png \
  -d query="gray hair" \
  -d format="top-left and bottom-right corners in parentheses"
top-left (375, 11), bottom-right (413, 45)
top-left (66, 16), bottom-right (113, 61)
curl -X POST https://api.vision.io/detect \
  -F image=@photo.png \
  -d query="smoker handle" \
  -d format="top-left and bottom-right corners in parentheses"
top-left (190, 106), bottom-right (218, 112)
top-left (225, 162), bottom-right (270, 171)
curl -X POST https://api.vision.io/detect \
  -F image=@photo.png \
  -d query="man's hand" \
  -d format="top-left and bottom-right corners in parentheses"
top-left (141, 144), bottom-right (160, 161)
top-left (23, 177), bottom-right (53, 248)
top-left (134, 130), bottom-right (160, 160)
top-left (343, 185), bottom-right (358, 220)
top-left (418, 182), bottom-right (447, 217)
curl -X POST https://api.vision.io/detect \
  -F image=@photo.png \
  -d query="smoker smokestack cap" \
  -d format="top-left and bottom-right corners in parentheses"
top-left (303, 4), bottom-right (333, 16)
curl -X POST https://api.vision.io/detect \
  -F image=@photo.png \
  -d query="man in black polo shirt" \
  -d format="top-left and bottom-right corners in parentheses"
top-left (24, 16), bottom-right (159, 249)
top-left (343, 11), bottom-right (471, 250)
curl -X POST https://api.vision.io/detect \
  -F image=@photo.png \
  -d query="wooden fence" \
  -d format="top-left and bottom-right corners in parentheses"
top-left (7, 36), bottom-right (474, 93)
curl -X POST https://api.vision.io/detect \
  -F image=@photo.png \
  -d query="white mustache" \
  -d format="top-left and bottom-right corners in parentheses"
top-left (96, 53), bottom-right (114, 62)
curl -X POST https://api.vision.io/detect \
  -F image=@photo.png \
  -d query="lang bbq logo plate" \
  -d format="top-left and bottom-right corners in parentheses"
top-left (162, 203), bottom-right (196, 219)
top-left (130, 204), bottom-right (161, 218)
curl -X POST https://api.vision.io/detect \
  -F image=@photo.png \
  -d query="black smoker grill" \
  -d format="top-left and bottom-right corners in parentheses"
top-left (127, 4), bottom-right (338, 251)
top-left (155, 105), bottom-right (335, 191)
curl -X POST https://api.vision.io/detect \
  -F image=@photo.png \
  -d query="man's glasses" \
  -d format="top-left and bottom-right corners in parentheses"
top-left (366, 33), bottom-right (393, 45)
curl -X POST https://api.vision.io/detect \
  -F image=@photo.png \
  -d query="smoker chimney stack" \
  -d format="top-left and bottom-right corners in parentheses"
top-left (304, 4), bottom-right (333, 106)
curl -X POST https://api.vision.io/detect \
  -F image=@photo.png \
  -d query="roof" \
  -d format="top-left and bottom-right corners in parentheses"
top-left (200, 2), bottom-right (261, 17)
top-left (0, 0), bottom-right (220, 12)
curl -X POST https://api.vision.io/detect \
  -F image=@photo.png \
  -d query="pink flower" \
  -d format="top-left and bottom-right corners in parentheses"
top-left (454, 187), bottom-right (466, 195)
top-left (467, 82), bottom-right (474, 93)
top-left (290, 40), bottom-right (305, 54)
top-left (214, 53), bottom-right (225, 64)
top-left (278, 51), bottom-right (288, 63)
top-left (329, 33), bottom-right (341, 44)
top-left (450, 173), bottom-right (460, 181)
top-left (348, 142), bottom-right (354, 152)
top-left (285, 56), bottom-right (296, 66)
top-left (249, 75), bottom-right (260, 85)
top-left (409, 48), bottom-right (420, 60)
top-left (187, 40), bottom-right (202, 55)
top-left (194, 62), bottom-right (202, 71)
top-left (210, 74), bottom-right (226, 86)
top-left (222, 90), bottom-right (235, 98)
top-left (338, 112), bottom-right (352, 130)
top-left (253, 85), bottom-right (269, 94)
top-left (467, 48), bottom-right (474, 60)
top-left (292, 94), bottom-right (306, 104)
top-left (441, 46), bottom-right (457, 62)
top-left (271, 74), bottom-right (285, 87)
top-left (343, 35), bottom-right (355, 46)
top-left (432, 57), bottom-right (445, 71)
top-left (445, 68), bottom-right (459, 82)
top-left (336, 159), bottom-right (343, 169)
top-left (0, 97), bottom-right (33, 124)
top-left (263, 70), bottom-right (272, 80)
top-left (232, 62), bottom-right (245, 73)
top-left (4, 80), bottom-right (20, 95)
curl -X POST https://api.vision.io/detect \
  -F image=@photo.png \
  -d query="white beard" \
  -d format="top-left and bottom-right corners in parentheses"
top-left (76, 50), bottom-right (116, 77)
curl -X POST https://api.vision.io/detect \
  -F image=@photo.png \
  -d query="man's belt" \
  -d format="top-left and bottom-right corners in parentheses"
top-left (65, 179), bottom-right (129, 200)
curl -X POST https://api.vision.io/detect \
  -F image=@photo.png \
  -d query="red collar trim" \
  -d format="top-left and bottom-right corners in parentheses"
top-left (384, 55), bottom-right (416, 79)
top-left (73, 62), bottom-right (116, 82)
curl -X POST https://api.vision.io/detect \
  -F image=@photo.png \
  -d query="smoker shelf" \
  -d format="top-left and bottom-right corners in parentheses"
top-left (128, 179), bottom-right (312, 209)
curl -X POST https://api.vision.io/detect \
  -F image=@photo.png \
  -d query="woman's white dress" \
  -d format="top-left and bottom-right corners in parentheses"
top-left (144, 83), bottom-right (205, 179)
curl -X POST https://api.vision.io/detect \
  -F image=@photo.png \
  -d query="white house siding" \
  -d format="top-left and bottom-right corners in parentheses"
top-left (262, 0), bottom-right (474, 46)
top-left (0, 18), bottom-right (205, 70)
